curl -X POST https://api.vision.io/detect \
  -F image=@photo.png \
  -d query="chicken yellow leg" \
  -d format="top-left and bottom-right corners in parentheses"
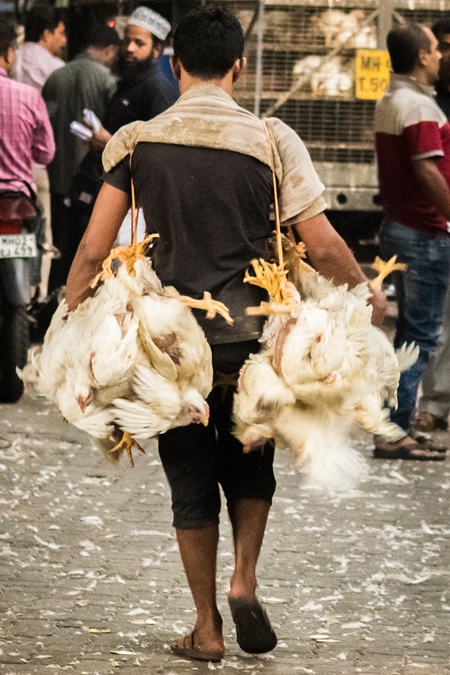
top-left (245, 258), bottom-right (298, 316)
top-left (370, 255), bottom-right (407, 290)
top-left (90, 233), bottom-right (160, 287)
top-left (178, 291), bottom-right (234, 325)
top-left (109, 430), bottom-right (145, 468)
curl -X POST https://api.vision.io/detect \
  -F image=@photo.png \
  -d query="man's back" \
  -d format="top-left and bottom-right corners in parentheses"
top-left (103, 83), bottom-right (325, 340)
top-left (43, 54), bottom-right (116, 195)
top-left (106, 143), bottom-right (273, 343)
top-left (0, 71), bottom-right (54, 191)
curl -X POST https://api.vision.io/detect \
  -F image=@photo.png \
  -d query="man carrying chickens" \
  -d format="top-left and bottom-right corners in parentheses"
top-left (65, 6), bottom-right (386, 663)
top-left (374, 23), bottom-right (450, 460)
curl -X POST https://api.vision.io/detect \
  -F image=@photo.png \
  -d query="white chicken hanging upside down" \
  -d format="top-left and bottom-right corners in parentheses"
top-left (20, 235), bottom-right (233, 467)
top-left (233, 240), bottom-right (418, 489)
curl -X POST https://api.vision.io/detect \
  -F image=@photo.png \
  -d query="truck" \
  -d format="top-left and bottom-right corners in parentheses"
top-left (217, 0), bottom-right (448, 250)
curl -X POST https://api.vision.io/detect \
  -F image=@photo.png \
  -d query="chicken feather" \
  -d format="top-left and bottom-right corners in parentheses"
top-left (20, 250), bottom-right (216, 465)
top-left (234, 250), bottom-right (419, 489)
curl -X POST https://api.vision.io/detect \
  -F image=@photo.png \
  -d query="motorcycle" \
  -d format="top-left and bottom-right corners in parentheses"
top-left (0, 180), bottom-right (39, 403)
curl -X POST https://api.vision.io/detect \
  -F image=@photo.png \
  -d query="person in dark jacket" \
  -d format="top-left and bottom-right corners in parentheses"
top-left (42, 24), bottom-right (120, 292)
top-left (76, 7), bottom-right (178, 255)
top-left (90, 6), bottom-right (177, 149)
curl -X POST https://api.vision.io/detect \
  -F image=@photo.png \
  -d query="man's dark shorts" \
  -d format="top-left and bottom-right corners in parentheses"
top-left (158, 341), bottom-right (276, 529)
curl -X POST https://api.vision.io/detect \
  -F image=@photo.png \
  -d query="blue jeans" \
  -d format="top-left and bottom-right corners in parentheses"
top-left (379, 220), bottom-right (450, 433)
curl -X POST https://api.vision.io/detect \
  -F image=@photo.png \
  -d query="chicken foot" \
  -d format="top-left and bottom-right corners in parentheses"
top-left (370, 255), bottom-right (406, 290)
top-left (275, 233), bottom-right (319, 290)
top-left (244, 258), bottom-right (290, 303)
top-left (109, 430), bottom-right (145, 468)
top-left (90, 233), bottom-right (160, 287)
top-left (246, 301), bottom-right (297, 316)
top-left (178, 291), bottom-right (234, 325)
top-left (244, 258), bottom-right (298, 316)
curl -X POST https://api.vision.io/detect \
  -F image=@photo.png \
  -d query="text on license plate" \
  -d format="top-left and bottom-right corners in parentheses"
top-left (0, 234), bottom-right (38, 258)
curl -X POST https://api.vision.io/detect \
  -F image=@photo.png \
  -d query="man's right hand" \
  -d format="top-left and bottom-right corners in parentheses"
top-left (368, 286), bottom-right (388, 327)
top-left (89, 126), bottom-right (112, 151)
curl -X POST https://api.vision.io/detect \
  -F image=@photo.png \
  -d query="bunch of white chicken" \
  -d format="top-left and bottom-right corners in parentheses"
top-left (311, 9), bottom-right (377, 49)
top-left (233, 241), bottom-right (418, 489)
top-left (21, 238), bottom-right (225, 466)
top-left (293, 55), bottom-right (353, 97)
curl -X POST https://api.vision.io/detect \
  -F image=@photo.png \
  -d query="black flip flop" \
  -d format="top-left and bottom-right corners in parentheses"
top-left (228, 597), bottom-right (277, 654)
top-left (373, 441), bottom-right (445, 461)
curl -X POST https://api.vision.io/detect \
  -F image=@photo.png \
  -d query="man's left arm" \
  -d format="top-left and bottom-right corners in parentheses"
top-left (294, 212), bottom-right (387, 327)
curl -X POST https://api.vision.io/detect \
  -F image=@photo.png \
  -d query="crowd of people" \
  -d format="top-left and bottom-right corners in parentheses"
top-left (1, 5), bottom-right (450, 663)
top-left (1, 5), bottom-right (178, 296)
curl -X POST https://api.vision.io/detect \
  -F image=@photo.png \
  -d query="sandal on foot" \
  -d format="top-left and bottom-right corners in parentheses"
top-left (414, 411), bottom-right (448, 433)
top-left (170, 631), bottom-right (223, 662)
top-left (228, 597), bottom-right (277, 654)
top-left (414, 433), bottom-right (447, 453)
top-left (373, 440), bottom-right (445, 461)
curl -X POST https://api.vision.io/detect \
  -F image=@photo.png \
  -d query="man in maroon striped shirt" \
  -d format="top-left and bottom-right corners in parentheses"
top-left (0, 20), bottom-right (55, 195)
top-left (374, 23), bottom-right (450, 460)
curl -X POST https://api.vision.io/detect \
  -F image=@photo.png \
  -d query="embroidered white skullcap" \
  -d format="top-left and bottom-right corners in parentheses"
top-left (127, 6), bottom-right (171, 41)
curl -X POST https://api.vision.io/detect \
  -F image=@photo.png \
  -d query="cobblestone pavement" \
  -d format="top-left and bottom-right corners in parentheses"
top-left (1, 389), bottom-right (450, 675)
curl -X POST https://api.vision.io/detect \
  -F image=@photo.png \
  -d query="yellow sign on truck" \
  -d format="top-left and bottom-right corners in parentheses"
top-left (355, 49), bottom-right (391, 100)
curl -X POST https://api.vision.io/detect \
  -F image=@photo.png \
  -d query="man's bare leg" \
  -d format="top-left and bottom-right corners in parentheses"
top-left (228, 498), bottom-right (270, 599)
top-left (227, 498), bottom-right (277, 653)
top-left (175, 524), bottom-right (225, 656)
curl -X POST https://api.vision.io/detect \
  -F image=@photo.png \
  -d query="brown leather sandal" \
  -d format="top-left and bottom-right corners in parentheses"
top-left (170, 631), bottom-right (224, 662)
top-left (414, 411), bottom-right (448, 433)
top-left (374, 440), bottom-right (445, 461)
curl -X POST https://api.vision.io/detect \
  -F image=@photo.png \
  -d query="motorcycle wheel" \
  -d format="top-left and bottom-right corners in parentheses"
top-left (0, 303), bottom-right (29, 403)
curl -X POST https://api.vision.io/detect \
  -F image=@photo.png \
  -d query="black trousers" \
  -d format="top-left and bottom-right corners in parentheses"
top-left (158, 341), bottom-right (276, 529)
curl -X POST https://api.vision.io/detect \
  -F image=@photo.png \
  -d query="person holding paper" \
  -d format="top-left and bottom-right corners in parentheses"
top-left (42, 24), bottom-right (119, 292)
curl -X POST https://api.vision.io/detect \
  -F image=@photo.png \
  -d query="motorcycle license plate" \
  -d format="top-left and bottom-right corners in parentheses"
top-left (0, 233), bottom-right (37, 258)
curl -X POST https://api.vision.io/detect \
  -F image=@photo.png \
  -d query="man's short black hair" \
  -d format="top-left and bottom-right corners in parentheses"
top-left (173, 6), bottom-right (244, 79)
top-left (432, 20), bottom-right (450, 41)
top-left (25, 6), bottom-right (65, 43)
top-left (387, 23), bottom-right (432, 74)
top-left (84, 24), bottom-right (120, 50)
top-left (0, 19), bottom-right (17, 59)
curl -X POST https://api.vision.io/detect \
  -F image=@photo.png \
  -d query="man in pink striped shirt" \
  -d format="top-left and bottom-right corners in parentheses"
top-left (0, 19), bottom-right (55, 295)
top-left (0, 20), bottom-right (55, 195)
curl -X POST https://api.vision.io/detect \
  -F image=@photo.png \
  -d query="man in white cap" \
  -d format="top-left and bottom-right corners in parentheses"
top-left (91, 6), bottom-right (177, 147)
top-left (71, 7), bottom-right (177, 262)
